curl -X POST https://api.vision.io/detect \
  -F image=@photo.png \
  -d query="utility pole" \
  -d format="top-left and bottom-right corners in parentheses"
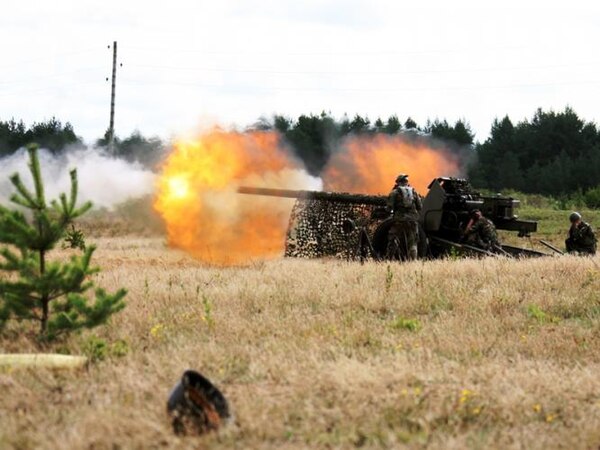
top-left (108, 41), bottom-right (117, 155)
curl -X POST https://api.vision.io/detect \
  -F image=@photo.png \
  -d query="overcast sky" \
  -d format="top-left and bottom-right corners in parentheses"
top-left (1, 0), bottom-right (599, 143)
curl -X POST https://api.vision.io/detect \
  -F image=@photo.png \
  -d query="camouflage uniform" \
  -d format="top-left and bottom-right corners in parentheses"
top-left (386, 184), bottom-right (422, 260)
top-left (566, 222), bottom-right (597, 255)
top-left (465, 216), bottom-right (500, 251)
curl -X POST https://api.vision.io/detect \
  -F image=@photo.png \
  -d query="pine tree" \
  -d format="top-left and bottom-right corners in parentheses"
top-left (0, 144), bottom-right (126, 339)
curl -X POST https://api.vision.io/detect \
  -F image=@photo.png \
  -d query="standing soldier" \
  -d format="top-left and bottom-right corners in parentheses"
top-left (565, 212), bottom-right (597, 255)
top-left (463, 209), bottom-right (501, 252)
top-left (386, 174), bottom-right (422, 261)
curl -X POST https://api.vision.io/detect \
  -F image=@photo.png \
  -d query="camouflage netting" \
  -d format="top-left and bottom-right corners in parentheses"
top-left (284, 199), bottom-right (383, 259)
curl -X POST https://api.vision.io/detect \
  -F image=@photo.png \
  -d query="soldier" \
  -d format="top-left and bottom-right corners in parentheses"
top-left (464, 209), bottom-right (501, 252)
top-left (565, 212), bottom-right (597, 255)
top-left (386, 174), bottom-right (422, 260)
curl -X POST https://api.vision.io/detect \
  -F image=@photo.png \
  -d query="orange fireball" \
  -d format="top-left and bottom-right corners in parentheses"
top-left (323, 134), bottom-right (460, 195)
top-left (154, 130), bottom-right (314, 265)
top-left (155, 129), bottom-right (461, 265)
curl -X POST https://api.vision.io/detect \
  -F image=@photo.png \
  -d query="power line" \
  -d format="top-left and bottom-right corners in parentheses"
top-left (119, 77), bottom-right (600, 93)
top-left (126, 61), bottom-right (600, 76)
top-left (0, 48), bottom-right (101, 71)
top-left (1, 64), bottom-right (596, 99)
top-left (0, 67), bottom-right (104, 86)
top-left (0, 81), bottom-right (99, 98)
top-left (124, 44), bottom-right (529, 57)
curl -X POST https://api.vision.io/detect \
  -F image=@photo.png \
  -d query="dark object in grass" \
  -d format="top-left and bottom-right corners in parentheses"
top-left (167, 370), bottom-right (231, 435)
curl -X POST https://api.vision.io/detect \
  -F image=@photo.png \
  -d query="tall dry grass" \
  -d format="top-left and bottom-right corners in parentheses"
top-left (1, 236), bottom-right (599, 449)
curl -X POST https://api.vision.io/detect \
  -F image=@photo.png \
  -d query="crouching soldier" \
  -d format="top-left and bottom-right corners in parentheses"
top-left (566, 212), bottom-right (597, 255)
top-left (464, 209), bottom-right (501, 252)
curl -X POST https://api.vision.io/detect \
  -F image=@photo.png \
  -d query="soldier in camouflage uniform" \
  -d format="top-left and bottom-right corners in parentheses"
top-left (565, 212), bottom-right (597, 255)
top-left (386, 174), bottom-right (422, 261)
top-left (464, 209), bottom-right (500, 251)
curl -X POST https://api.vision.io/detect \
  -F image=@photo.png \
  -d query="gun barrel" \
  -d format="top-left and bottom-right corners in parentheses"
top-left (238, 186), bottom-right (311, 199)
top-left (237, 186), bottom-right (387, 206)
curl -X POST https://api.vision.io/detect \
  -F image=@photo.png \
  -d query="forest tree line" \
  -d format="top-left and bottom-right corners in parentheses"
top-left (1, 107), bottom-right (600, 199)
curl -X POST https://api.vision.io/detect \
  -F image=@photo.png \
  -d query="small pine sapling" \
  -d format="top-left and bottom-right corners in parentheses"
top-left (0, 144), bottom-right (126, 340)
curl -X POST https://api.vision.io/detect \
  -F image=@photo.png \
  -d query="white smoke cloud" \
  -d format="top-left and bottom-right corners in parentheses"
top-left (0, 147), bottom-right (155, 209)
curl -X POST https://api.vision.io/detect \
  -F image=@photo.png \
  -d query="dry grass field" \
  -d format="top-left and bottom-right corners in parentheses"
top-left (1, 226), bottom-right (600, 449)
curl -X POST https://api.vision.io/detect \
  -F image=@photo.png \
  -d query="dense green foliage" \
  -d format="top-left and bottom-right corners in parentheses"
top-left (0, 117), bottom-right (81, 157)
top-left (0, 144), bottom-right (126, 339)
top-left (0, 118), bottom-right (167, 168)
top-left (469, 107), bottom-right (600, 197)
top-left (2, 108), bottom-right (600, 200)
top-left (267, 112), bottom-right (474, 175)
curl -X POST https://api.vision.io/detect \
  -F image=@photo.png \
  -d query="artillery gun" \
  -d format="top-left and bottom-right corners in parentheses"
top-left (238, 177), bottom-right (547, 260)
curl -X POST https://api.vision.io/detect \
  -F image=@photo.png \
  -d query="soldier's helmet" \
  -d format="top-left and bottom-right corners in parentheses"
top-left (395, 174), bottom-right (409, 184)
top-left (569, 212), bottom-right (582, 223)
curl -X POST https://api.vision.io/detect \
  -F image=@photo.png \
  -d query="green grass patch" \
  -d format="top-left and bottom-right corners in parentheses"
top-left (392, 317), bottom-right (422, 332)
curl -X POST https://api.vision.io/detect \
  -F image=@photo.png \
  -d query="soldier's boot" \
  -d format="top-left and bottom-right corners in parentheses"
top-left (408, 245), bottom-right (418, 261)
top-left (475, 238), bottom-right (487, 251)
top-left (386, 239), bottom-right (398, 260)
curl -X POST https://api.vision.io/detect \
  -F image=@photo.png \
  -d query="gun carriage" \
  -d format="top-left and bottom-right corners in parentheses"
top-left (238, 177), bottom-right (546, 260)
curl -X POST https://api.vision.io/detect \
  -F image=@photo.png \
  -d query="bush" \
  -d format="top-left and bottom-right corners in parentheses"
top-left (584, 186), bottom-right (600, 209)
top-left (82, 336), bottom-right (129, 361)
top-left (0, 144), bottom-right (126, 340)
